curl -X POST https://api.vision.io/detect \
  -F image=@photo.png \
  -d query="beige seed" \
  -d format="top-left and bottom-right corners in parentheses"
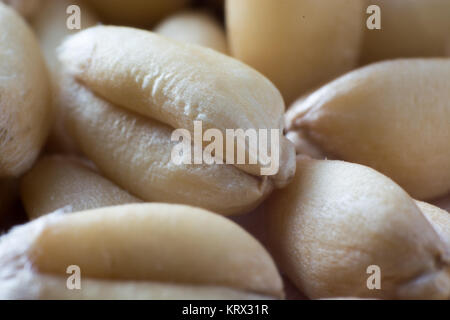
top-left (416, 201), bottom-right (450, 248)
top-left (32, 0), bottom-right (99, 74)
top-left (0, 3), bottom-right (51, 177)
top-left (32, 0), bottom-right (99, 154)
top-left (226, 0), bottom-right (365, 104)
top-left (286, 59), bottom-right (450, 200)
top-left (155, 10), bottom-right (228, 54)
top-left (20, 155), bottom-right (141, 220)
top-left (57, 26), bottom-right (296, 215)
top-left (89, 0), bottom-right (189, 27)
top-left (265, 157), bottom-right (450, 299)
top-left (0, 203), bottom-right (284, 299)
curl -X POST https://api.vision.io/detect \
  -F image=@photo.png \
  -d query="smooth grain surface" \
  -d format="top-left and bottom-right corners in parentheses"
top-left (0, 203), bottom-right (283, 299)
top-left (33, 0), bottom-right (99, 73)
top-left (226, 0), bottom-right (364, 104)
top-left (33, 0), bottom-right (99, 154)
top-left (20, 155), bottom-right (141, 219)
top-left (361, 0), bottom-right (450, 63)
top-left (286, 59), bottom-right (450, 200)
top-left (155, 10), bottom-right (227, 53)
top-left (266, 158), bottom-right (450, 299)
top-left (89, 0), bottom-right (189, 26)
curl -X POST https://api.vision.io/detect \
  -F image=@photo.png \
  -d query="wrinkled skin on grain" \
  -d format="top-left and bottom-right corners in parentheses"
top-left (57, 26), bottom-right (296, 215)
top-left (0, 4), bottom-right (51, 177)
top-left (286, 59), bottom-right (450, 200)
top-left (59, 76), bottom-right (272, 215)
top-left (20, 155), bottom-right (141, 220)
top-left (226, 0), bottom-right (365, 104)
top-left (155, 10), bottom-right (228, 54)
top-left (265, 158), bottom-right (450, 299)
top-left (0, 203), bottom-right (284, 299)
